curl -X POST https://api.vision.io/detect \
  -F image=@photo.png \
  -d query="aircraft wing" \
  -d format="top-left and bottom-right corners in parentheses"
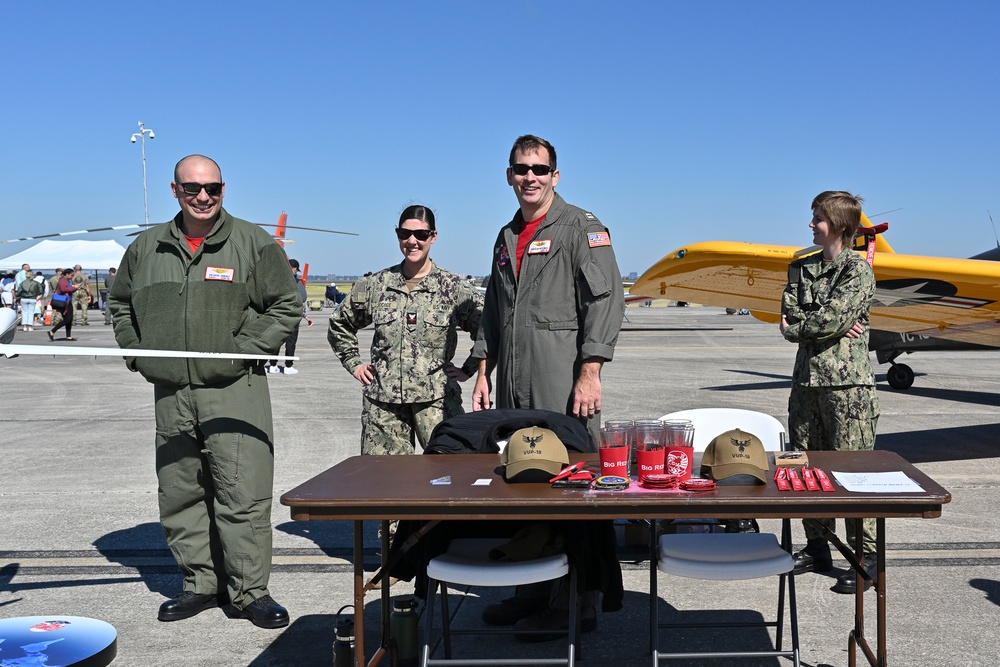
top-left (630, 241), bottom-right (1000, 348)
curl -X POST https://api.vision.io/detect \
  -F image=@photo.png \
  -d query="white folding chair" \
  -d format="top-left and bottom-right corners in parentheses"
top-left (422, 537), bottom-right (578, 667)
top-left (650, 408), bottom-right (800, 666)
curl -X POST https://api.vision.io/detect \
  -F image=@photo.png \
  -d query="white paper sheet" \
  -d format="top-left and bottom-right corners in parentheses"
top-left (831, 471), bottom-right (925, 493)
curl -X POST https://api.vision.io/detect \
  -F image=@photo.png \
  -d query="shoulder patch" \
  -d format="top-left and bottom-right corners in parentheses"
top-left (587, 231), bottom-right (611, 248)
top-left (584, 212), bottom-right (597, 221)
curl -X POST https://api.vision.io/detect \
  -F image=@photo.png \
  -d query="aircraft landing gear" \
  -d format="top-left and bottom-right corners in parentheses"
top-left (886, 362), bottom-right (914, 390)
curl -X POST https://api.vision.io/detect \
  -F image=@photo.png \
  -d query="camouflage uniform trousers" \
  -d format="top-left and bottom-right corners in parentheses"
top-left (362, 385), bottom-right (463, 544)
top-left (73, 290), bottom-right (89, 324)
top-left (789, 384), bottom-right (879, 554)
top-left (360, 385), bottom-right (464, 456)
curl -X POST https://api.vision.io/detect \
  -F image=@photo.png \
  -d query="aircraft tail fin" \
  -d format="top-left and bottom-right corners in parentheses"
top-left (275, 212), bottom-right (288, 248)
top-left (857, 213), bottom-right (895, 254)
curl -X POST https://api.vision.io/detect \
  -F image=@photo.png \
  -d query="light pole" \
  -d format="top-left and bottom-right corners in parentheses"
top-left (130, 121), bottom-right (155, 226)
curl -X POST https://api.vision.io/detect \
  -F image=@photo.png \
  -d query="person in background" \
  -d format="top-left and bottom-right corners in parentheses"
top-left (48, 268), bottom-right (78, 341)
top-left (471, 134), bottom-right (625, 639)
top-left (14, 263), bottom-right (30, 290)
top-left (33, 271), bottom-right (48, 326)
top-left (1, 271), bottom-right (14, 309)
top-left (15, 269), bottom-right (43, 331)
top-left (110, 154), bottom-right (301, 629)
top-left (267, 259), bottom-right (307, 375)
top-left (71, 263), bottom-right (92, 325)
top-left (781, 190), bottom-right (879, 595)
top-left (329, 204), bottom-right (483, 455)
top-left (103, 267), bottom-right (117, 325)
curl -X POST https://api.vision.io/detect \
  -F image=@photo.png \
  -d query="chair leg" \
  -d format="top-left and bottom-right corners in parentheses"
top-left (422, 578), bottom-right (437, 667)
top-left (781, 517), bottom-right (801, 667)
top-left (567, 567), bottom-right (578, 667)
top-left (440, 584), bottom-right (452, 658)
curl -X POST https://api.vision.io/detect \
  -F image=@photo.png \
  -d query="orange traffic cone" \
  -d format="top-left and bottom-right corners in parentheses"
top-left (44, 304), bottom-right (52, 326)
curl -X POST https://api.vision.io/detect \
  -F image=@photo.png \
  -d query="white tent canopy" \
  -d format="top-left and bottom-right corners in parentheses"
top-left (1, 240), bottom-right (127, 272)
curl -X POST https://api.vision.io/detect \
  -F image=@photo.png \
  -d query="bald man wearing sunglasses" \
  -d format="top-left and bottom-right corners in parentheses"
top-left (109, 154), bottom-right (302, 630)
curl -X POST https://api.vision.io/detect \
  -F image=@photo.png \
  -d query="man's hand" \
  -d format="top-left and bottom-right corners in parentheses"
top-left (571, 359), bottom-right (604, 419)
top-left (779, 314), bottom-right (789, 335)
top-left (352, 364), bottom-right (374, 386)
top-left (472, 374), bottom-right (492, 411)
top-left (844, 321), bottom-right (864, 339)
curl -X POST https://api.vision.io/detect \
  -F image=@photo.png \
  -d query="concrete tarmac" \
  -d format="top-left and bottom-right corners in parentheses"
top-left (2, 305), bottom-right (998, 667)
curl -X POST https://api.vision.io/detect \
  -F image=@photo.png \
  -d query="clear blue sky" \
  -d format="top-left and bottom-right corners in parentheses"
top-left (2, 0), bottom-right (998, 278)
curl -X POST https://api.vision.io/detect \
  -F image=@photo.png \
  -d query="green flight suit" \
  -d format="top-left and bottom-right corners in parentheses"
top-left (473, 193), bottom-right (625, 446)
top-left (782, 246), bottom-right (879, 554)
top-left (110, 208), bottom-right (301, 608)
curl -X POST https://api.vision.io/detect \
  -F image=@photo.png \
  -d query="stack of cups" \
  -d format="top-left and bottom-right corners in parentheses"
top-left (599, 420), bottom-right (633, 478)
top-left (634, 419), bottom-right (666, 481)
top-left (663, 419), bottom-right (695, 481)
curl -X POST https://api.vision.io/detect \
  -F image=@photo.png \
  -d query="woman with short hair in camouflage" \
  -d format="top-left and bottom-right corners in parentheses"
top-left (328, 204), bottom-right (484, 456)
top-left (780, 190), bottom-right (880, 595)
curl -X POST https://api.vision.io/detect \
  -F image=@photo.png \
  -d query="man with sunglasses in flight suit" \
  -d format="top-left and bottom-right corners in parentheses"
top-left (471, 134), bottom-right (625, 638)
top-left (109, 154), bottom-right (301, 629)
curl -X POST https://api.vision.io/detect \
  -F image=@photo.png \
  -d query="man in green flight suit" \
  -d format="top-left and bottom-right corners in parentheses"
top-left (471, 134), bottom-right (625, 638)
top-left (109, 154), bottom-right (301, 629)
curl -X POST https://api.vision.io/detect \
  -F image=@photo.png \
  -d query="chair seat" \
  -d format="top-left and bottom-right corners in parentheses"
top-left (659, 533), bottom-right (793, 580)
top-left (427, 538), bottom-right (570, 587)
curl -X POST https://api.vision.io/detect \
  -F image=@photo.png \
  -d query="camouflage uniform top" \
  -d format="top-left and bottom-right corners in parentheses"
top-left (328, 263), bottom-right (483, 404)
top-left (781, 246), bottom-right (876, 387)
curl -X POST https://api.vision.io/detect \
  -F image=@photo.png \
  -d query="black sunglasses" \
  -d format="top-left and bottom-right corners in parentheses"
top-left (510, 163), bottom-right (555, 177)
top-left (395, 228), bottom-right (435, 241)
top-left (178, 182), bottom-right (224, 196)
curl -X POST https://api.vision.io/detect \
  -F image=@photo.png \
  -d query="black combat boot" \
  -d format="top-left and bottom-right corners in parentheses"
top-left (832, 553), bottom-right (879, 594)
top-left (792, 538), bottom-right (833, 575)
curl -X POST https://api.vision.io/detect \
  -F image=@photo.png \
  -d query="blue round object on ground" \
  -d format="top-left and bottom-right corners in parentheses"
top-left (0, 616), bottom-right (117, 667)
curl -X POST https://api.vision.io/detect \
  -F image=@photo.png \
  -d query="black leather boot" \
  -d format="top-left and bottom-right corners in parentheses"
top-left (832, 553), bottom-right (878, 594)
top-left (792, 538), bottom-right (833, 575)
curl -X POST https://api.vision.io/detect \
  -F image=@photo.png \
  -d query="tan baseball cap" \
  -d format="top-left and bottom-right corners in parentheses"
top-left (501, 427), bottom-right (569, 483)
top-left (701, 428), bottom-right (769, 484)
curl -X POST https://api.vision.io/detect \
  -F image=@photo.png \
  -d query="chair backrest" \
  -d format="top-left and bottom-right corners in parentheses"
top-left (659, 408), bottom-right (786, 452)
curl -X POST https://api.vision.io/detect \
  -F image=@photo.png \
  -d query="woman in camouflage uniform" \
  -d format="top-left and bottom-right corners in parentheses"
top-left (328, 205), bottom-right (483, 455)
top-left (780, 190), bottom-right (879, 595)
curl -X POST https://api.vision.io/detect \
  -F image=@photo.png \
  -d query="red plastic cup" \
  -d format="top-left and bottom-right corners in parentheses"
top-left (663, 421), bottom-right (695, 481)
top-left (636, 446), bottom-right (665, 480)
top-left (598, 446), bottom-right (630, 478)
top-left (664, 445), bottom-right (694, 481)
top-left (599, 428), bottom-right (630, 478)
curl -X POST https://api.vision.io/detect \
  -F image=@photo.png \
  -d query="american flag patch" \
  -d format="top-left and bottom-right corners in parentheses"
top-left (588, 232), bottom-right (611, 248)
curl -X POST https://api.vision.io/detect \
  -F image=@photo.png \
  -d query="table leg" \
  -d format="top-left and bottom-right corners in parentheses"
top-left (354, 520), bottom-right (365, 667)
top-left (848, 518), bottom-right (884, 667)
top-left (876, 518), bottom-right (887, 667)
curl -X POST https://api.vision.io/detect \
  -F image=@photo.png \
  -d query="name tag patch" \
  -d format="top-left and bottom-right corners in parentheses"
top-left (588, 232), bottom-right (611, 248)
top-left (205, 266), bottom-right (235, 282)
top-left (527, 239), bottom-right (552, 255)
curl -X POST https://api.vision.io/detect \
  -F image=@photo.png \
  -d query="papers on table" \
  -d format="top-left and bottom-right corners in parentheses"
top-left (831, 471), bottom-right (925, 493)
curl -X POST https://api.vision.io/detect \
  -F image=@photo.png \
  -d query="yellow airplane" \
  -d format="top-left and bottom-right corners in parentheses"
top-left (629, 214), bottom-right (1000, 390)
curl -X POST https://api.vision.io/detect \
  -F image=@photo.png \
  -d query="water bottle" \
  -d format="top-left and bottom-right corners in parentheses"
top-left (333, 605), bottom-right (355, 666)
top-left (390, 594), bottom-right (419, 667)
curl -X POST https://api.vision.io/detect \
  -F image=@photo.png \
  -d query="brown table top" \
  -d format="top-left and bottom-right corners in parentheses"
top-left (280, 450), bottom-right (951, 522)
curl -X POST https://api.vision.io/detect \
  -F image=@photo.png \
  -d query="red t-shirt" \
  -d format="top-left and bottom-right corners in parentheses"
top-left (184, 235), bottom-right (205, 254)
top-left (515, 214), bottom-right (545, 278)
